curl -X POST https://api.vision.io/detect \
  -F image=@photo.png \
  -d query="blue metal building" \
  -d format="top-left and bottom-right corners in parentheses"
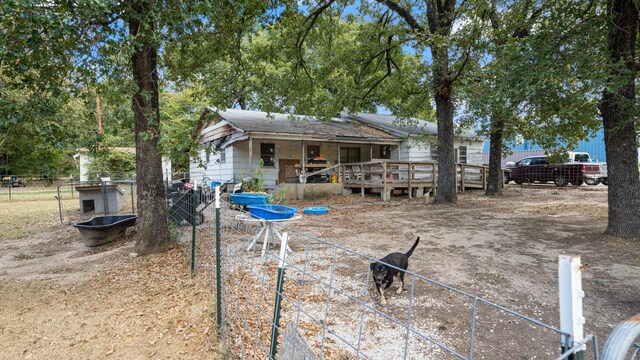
top-left (483, 128), bottom-right (607, 162)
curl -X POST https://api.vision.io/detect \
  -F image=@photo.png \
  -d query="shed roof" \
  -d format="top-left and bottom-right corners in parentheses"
top-left (346, 112), bottom-right (481, 140)
top-left (199, 108), bottom-right (400, 143)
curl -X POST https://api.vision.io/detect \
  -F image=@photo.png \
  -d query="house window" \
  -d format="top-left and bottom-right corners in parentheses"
top-left (260, 143), bottom-right (275, 167)
top-left (307, 145), bottom-right (320, 160)
top-left (340, 148), bottom-right (360, 163)
top-left (218, 148), bottom-right (226, 164)
top-left (458, 146), bottom-right (467, 164)
top-left (430, 144), bottom-right (438, 161)
top-left (380, 145), bottom-right (391, 159)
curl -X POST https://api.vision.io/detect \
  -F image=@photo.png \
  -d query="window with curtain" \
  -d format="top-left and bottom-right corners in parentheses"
top-left (260, 143), bottom-right (275, 166)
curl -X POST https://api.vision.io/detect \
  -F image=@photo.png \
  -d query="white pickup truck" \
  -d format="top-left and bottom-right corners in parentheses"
top-left (565, 152), bottom-right (608, 185)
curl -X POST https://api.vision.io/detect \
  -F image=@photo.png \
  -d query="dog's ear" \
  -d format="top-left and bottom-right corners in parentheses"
top-left (369, 262), bottom-right (375, 271)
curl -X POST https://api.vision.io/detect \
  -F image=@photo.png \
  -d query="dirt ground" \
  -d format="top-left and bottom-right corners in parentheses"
top-left (0, 184), bottom-right (638, 359)
top-left (0, 227), bottom-right (218, 359)
top-left (284, 184), bottom-right (639, 359)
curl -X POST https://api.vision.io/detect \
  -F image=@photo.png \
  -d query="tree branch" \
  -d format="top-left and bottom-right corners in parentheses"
top-left (449, 49), bottom-right (471, 83)
top-left (359, 35), bottom-right (398, 100)
top-left (89, 14), bottom-right (122, 28)
top-left (295, 0), bottom-right (336, 80)
top-left (489, 0), bottom-right (500, 30)
top-left (376, 0), bottom-right (426, 34)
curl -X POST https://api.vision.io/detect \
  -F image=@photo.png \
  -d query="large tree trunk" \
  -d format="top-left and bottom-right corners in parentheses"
top-left (426, 0), bottom-right (458, 204)
top-left (432, 45), bottom-right (457, 204)
top-left (129, 1), bottom-right (172, 254)
top-left (485, 116), bottom-right (505, 196)
top-left (599, 0), bottom-right (640, 237)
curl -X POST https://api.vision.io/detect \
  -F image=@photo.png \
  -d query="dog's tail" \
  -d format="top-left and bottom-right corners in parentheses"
top-left (405, 237), bottom-right (420, 258)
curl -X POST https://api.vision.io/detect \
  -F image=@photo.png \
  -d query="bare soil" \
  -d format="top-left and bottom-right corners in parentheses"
top-left (0, 184), bottom-right (638, 359)
top-left (0, 226), bottom-right (217, 359)
top-left (284, 184), bottom-right (639, 358)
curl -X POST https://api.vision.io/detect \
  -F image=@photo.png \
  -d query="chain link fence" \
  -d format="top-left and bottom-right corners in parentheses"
top-left (56, 180), bottom-right (137, 224)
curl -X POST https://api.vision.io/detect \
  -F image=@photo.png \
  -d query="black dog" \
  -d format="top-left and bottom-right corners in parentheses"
top-left (369, 237), bottom-right (420, 305)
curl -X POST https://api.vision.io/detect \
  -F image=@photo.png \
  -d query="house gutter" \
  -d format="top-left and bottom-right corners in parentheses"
top-left (245, 132), bottom-right (401, 145)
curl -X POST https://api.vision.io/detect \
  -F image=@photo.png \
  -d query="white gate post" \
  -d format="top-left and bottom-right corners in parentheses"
top-left (558, 255), bottom-right (586, 359)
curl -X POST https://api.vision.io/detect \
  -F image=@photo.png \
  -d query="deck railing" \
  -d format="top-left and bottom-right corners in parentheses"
top-left (340, 160), bottom-right (488, 198)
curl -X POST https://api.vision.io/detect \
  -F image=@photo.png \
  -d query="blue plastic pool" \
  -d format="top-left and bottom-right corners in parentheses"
top-left (247, 204), bottom-right (297, 220)
top-left (303, 207), bottom-right (329, 215)
top-left (229, 193), bottom-right (271, 205)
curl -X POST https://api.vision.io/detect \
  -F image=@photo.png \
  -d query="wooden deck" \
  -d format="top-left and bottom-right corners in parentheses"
top-left (338, 160), bottom-right (488, 200)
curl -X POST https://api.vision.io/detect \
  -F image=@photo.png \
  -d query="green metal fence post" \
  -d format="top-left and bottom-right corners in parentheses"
top-left (215, 185), bottom-right (222, 330)
top-left (190, 180), bottom-right (197, 275)
top-left (270, 232), bottom-right (288, 360)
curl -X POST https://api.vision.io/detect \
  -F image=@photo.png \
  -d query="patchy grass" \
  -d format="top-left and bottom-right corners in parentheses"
top-left (0, 199), bottom-right (61, 240)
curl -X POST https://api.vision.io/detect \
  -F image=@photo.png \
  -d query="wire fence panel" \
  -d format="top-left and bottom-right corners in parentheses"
top-left (179, 194), bottom-right (601, 359)
top-left (0, 174), bottom-right (64, 203)
top-left (0, 184), bottom-right (60, 203)
top-left (57, 181), bottom-right (136, 224)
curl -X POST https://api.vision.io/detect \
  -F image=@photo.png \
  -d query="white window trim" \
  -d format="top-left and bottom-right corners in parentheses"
top-left (458, 145), bottom-right (467, 164)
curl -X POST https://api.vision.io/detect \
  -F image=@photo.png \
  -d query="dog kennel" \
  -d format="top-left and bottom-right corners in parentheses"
top-left (75, 184), bottom-right (126, 214)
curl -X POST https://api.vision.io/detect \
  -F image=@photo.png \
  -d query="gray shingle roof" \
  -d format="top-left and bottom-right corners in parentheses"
top-left (348, 112), bottom-right (480, 139)
top-left (208, 108), bottom-right (399, 141)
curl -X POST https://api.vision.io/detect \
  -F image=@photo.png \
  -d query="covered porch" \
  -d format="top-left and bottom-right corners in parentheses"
top-left (238, 136), bottom-right (402, 185)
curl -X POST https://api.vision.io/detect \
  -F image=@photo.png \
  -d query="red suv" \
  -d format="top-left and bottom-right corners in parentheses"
top-left (506, 156), bottom-right (599, 187)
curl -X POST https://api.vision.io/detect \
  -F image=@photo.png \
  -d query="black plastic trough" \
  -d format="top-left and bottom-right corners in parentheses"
top-left (73, 214), bottom-right (137, 247)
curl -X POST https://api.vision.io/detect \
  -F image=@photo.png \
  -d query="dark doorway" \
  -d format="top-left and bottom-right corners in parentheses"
top-left (340, 147), bottom-right (361, 163)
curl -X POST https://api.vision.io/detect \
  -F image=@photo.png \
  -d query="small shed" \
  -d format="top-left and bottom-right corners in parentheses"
top-left (75, 184), bottom-right (125, 214)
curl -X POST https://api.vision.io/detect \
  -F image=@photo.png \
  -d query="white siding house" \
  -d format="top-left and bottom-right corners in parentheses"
top-left (345, 113), bottom-right (485, 165)
top-left (190, 108), bottom-right (485, 187)
top-left (190, 108), bottom-right (402, 186)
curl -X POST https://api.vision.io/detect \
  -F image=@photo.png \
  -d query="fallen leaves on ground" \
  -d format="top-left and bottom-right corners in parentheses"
top-left (0, 247), bottom-right (219, 359)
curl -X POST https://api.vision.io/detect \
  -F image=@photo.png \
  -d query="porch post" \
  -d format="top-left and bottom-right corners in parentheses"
top-left (360, 163), bottom-right (365, 197)
top-left (249, 135), bottom-right (253, 175)
top-left (369, 144), bottom-right (373, 161)
top-left (408, 162), bottom-right (412, 199)
top-left (300, 140), bottom-right (305, 185)
top-left (381, 161), bottom-right (390, 201)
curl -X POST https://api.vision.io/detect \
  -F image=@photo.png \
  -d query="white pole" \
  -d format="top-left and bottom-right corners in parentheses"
top-left (278, 232), bottom-right (288, 269)
top-left (558, 255), bottom-right (585, 354)
top-left (215, 185), bottom-right (220, 209)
